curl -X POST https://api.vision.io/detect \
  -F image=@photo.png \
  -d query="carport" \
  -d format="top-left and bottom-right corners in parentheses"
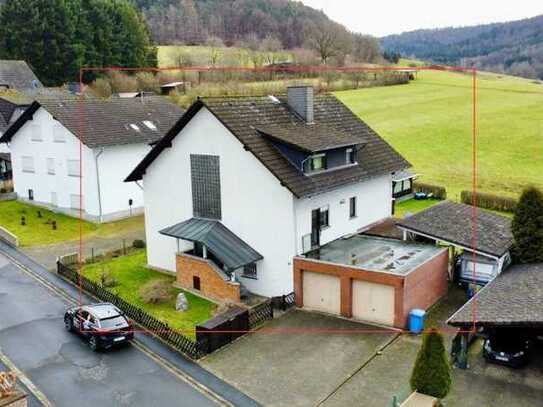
top-left (447, 263), bottom-right (543, 368)
top-left (397, 201), bottom-right (513, 284)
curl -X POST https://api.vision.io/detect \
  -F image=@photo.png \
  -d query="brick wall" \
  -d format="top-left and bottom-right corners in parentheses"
top-left (293, 247), bottom-right (449, 328)
top-left (401, 249), bottom-right (449, 326)
top-left (176, 253), bottom-right (240, 303)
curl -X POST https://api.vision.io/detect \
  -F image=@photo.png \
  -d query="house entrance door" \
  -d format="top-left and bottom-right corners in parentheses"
top-left (311, 209), bottom-right (320, 248)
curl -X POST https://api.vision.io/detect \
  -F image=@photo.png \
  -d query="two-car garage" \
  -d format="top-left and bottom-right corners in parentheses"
top-left (294, 235), bottom-right (449, 329)
top-left (300, 270), bottom-right (395, 326)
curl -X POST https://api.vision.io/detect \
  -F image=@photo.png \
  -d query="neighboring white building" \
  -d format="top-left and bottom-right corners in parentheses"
top-left (126, 86), bottom-right (409, 298)
top-left (0, 96), bottom-right (183, 222)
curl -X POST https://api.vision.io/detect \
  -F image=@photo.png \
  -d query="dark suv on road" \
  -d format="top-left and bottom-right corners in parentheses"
top-left (64, 303), bottom-right (134, 351)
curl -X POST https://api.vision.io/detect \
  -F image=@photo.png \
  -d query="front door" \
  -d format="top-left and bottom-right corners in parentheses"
top-left (311, 209), bottom-right (320, 248)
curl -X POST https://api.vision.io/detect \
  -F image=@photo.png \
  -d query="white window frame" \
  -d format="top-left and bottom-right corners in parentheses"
top-left (30, 124), bottom-right (42, 142)
top-left (21, 156), bottom-right (35, 173)
top-left (53, 123), bottom-right (66, 143)
top-left (67, 159), bottom-right (81, 177)
top-left (46, 158), bottom-right (55, 175)
top-left (346, 148), bottom-right (356, 164)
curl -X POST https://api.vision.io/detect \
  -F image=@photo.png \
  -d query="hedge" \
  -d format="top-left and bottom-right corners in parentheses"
top-left (413, 182), bottom-right (447, 200)
top-left (460, 190), bottom-right (517, 213)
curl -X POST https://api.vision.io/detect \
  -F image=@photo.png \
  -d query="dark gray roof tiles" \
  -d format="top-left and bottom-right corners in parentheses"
top-left (1, 96), bottom-right (184, 148)
top-left (0, 60), bottom-right (42, 90)
top-left (397, 201), bottom-right (513, 257)
top-left (257, 122), bottom-right (364, 153)
top-left (448, 263), bottom-right (543, 327)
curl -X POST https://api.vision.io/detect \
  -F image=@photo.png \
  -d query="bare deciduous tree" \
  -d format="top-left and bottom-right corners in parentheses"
top-left (304, 22), bottom-right (352, 65)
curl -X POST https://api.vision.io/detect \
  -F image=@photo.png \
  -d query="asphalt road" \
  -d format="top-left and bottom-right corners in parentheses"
top-left (0, 252), bottom-right (220, 407)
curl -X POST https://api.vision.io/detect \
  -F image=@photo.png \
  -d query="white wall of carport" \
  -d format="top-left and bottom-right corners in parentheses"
top-left (294, 174), bottom-right (392, 254)
top-left (141, 107), bottom-right (297, 297)
top-left (8, 107), bottom-right (100, 214)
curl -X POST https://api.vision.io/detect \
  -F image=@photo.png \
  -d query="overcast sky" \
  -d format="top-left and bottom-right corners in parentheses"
top-left (300, 0), bottom-right (543, 37)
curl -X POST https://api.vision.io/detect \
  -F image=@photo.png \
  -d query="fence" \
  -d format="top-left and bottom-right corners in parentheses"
top-left (57, 261), bottom-right (205, 359)
top-left (249, 299), bottom-right (274, 328)
top-left (271, 292), bottom-right (295, 311)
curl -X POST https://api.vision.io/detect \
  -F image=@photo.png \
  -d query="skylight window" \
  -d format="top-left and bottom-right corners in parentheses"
top-left (268, 95), bottom-right (280, 104)
top-left (143, 120), bottom-right (157, 130)
top-left (129, 124), bottom-right (140, 132)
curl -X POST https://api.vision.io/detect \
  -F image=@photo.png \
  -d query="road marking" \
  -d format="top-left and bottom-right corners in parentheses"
top-left (0, 346), bottom-right (54, 407)
top-left (0, 250), bottom-right (231, 407)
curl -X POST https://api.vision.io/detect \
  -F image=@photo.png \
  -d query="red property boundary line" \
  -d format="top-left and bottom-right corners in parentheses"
top-left (76, 65), bottom-right (479, 335)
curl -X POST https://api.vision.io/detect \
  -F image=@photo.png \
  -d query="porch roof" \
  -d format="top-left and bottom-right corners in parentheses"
top-left (159, 217), bottom-right (263, 271)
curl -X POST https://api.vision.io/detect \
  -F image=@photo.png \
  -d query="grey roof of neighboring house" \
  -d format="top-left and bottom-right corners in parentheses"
top-left (0, 96), bottom-right (184, 148)
top-left (125, 94), bottom-right (409, 197)
top-left (0, 60), bottom-right (42, 90)
top-left (257, 122), bottom-right (364, 153)
top-left (448, 263), bottom-right (543, 327)
top-left (0, 97), bottom-right (17, 134)
top-left (392, 170), bottom-right (416, 182)
top-left (159, 217), bottom-right (263, 271)
top-left (0, 152), bottom-right (10, 162)
top-left (397, 201), bottom-right (513, 258)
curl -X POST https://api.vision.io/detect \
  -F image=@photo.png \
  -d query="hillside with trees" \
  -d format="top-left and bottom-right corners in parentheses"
top-left (0, 0), bottom-right (155, 85)
top-left (381, 14), bottom-right (543, 79)
top-left (133, 0), bottom-right (381, 65)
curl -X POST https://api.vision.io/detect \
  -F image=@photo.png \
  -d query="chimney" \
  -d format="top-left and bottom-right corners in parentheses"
top-left (287, 85), bottom-right (314, 124)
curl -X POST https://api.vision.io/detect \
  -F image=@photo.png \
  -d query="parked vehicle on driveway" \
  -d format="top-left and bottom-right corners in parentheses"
top-left (64, 303), bottom-right (134, 351)
top-left (483, 331), bottom-right (532, 368)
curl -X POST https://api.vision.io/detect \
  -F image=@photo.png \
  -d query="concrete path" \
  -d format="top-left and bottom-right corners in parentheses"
top-left (22, 228), bottom-right (145, 270)
top-left (0, 241), bottom-right (260, 407)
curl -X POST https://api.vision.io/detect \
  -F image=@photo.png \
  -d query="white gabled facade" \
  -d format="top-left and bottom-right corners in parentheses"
top-left (142, 107), bottom-right (393, 297)
top-left (7, 107), bottom-right (151, 222)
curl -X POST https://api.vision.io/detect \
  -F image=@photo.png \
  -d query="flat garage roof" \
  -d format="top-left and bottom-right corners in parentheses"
top-left (305, 235), bottom-right (444, 276)
top-left (448, 263), bottom-right (543, 328)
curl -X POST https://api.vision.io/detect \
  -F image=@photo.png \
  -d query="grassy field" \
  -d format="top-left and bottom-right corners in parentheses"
top-left (158, 45), bottom-right (293, 68)
top-left (0, 200), bottom-right (144, 247)
top-left (81, 250), bottom-right (215, 338)
top-left (336, 69), bottom-right (543, 199)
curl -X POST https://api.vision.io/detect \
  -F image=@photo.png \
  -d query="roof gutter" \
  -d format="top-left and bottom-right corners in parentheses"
top-left (94, 148), bottom-right (105, 222)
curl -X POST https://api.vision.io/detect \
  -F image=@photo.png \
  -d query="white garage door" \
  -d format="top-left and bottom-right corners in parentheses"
top-left (302, 271), bottom-right (341, 315)
top-left (352, 280), bottom-right (394, 325)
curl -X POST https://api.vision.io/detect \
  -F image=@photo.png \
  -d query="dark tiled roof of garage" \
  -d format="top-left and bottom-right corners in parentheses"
top-left (126, 94), bottom-right (409, 197)
top-left (397, 201), bottom-right (513, 257)
top-left (0, 96), bottom-right (184, 148)
top-left (448, 263), bottom-right (543, 327)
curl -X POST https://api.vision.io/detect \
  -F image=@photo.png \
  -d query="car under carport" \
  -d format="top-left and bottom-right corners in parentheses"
top-left (447, 263), bottom-right (543, 368)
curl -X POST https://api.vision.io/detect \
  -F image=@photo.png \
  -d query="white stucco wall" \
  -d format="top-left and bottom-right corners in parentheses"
top-left (0, 143), bottom-right (8, 154)
top-left (95, 143), bottom-right (151, 219)
top-left (142, 107), bottom-right (297, 297)
top-left (9, 107), bottom-right (98, 214)
top-left (294, 174), bottom-right (393, 254)
top-left (7, 107), bottom-right (149, 221)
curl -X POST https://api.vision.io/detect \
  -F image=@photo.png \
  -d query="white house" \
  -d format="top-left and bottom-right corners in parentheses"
top-left (126, 86), bottom-right (409, 300)
top-left (0, 95), bottom-right (183, 222)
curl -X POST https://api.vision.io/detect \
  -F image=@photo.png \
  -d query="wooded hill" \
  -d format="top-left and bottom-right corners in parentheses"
top-left (381, 14), bottom-right (543, 79)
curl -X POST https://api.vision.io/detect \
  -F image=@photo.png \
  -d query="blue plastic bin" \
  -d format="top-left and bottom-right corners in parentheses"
top-left (409, 309), bottom-right (426, 334)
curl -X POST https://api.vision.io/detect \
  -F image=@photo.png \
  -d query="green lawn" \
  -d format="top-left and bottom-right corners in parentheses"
top-left (394, 198), bottom-right (441, 218)
top-left (336, 70), bottom-right (543, 199)
top-left (0, 200), bottom-right (144, 247)
top-left (81, 250), bottom-right (215, 338)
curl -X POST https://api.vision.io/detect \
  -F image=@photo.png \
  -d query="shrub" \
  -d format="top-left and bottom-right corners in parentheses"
top-left (133, 239), bottom-right (146, 249)
top-left (90, 77), bottom-right (112, 98)
top-left (99, 267), bottom-right (117, 288)
top-left (460, 190), bottom-right (517, 213)
top-left (410, 329), bottom-right (452, 399)
top-left (139, 279), bottom-right (173, 304)
top-left (413, 182), bottom-right (447, 200)
top-left (136, 72), bottom-right (159, 92)
top-left (0, 188), bottom-right (6, 194)
top-left (107, 71), bottom-right (138, 93)
top-left (512, 187), bottom-right (543, 263)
